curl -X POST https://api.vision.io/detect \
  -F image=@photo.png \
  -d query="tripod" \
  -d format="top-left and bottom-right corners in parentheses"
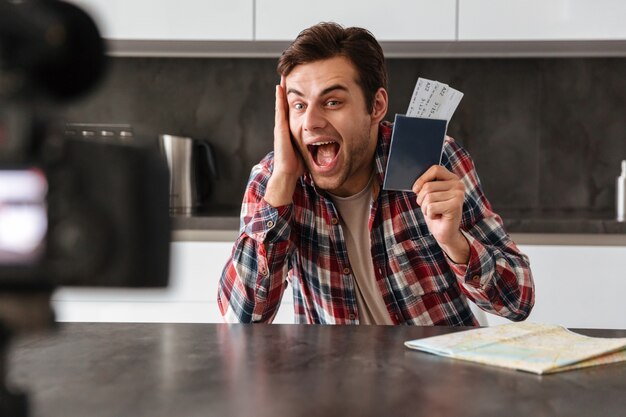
top-left (0, 324), bottom-right (28, 417)
top-left (0, 290), bottom-right (55, 417)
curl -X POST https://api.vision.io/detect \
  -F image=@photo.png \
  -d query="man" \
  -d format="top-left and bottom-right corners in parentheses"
top-left (218, 22), bottom-right (534, 325)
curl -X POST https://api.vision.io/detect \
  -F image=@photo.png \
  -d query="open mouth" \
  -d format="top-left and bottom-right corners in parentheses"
top-left (307, 141), bottom-right (340, 168)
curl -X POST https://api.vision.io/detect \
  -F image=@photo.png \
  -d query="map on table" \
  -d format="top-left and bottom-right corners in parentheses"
top-left (405, 322), bottom-right (626, 374)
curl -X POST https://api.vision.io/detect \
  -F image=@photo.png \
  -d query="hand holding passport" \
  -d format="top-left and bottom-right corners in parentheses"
top-left (383, 78), bottom-right (464, 191)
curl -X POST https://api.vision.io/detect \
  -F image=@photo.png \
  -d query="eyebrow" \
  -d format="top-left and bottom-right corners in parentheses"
top-left (286, 84), bottom-right (349, 98)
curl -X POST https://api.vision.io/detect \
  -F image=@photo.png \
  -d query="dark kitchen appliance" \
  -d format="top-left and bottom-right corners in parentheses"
top-left (158, 134), bottom-right (218, 214)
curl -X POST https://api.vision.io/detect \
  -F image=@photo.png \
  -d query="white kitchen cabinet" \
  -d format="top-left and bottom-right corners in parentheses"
top-left (459, 0), bottom-right (626, 41)
top-left (68, 0), bottom-right (253, 40)
top-left (53, 240), bottom-right (626, 329)
top-left (53, 241), bottom-right (231, 323)
top-left (52, 241), bottom-right (295, 324)
top-left (63, 0), bottom-right (626, 56)
top-left (482, 244), bottom-right (626, 329)
top-left (255, 0), bottom-right (456, 41)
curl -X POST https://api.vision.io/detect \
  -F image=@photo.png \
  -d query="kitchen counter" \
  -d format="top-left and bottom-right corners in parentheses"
top-left (173, 208), bottom-right (626, 233)
top-left (172, 213), bottom-right (239, 231)
top-left (497, 209), bottom-right (626, 234)
top-left (7, 323), bottom-right (626, 417)
top-left (171, 210), bottom-right (626, 245)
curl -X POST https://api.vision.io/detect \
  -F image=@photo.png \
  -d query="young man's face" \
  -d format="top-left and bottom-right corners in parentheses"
top-left (285, 56), bottom-right (387, 197)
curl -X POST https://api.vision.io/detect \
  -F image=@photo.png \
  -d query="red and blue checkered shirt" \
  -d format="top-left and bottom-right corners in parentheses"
top-left (218, 122), bottom-right (534, 325)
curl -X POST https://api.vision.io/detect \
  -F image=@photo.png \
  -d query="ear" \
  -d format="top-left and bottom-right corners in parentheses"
top-left (370, 87), bottom-right (388, 124)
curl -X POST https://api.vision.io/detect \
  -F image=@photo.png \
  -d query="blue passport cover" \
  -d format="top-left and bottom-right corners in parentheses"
top-left (382, 114), bottom-right (447, 192)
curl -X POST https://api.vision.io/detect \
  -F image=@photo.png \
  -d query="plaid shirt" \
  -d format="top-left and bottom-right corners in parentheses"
top-left (218, 122), bottom-right (534, 325)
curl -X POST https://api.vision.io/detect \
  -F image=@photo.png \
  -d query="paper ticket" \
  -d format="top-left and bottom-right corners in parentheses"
top-left (405, 77), bottom-right (463, 122)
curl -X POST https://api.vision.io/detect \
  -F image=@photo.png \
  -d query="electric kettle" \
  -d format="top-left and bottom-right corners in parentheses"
top-left (158, 134), bottom-right (218, 214)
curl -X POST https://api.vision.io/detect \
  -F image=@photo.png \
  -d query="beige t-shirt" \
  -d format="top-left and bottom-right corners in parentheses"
top-left (329, 177), bottom-right (393, 325)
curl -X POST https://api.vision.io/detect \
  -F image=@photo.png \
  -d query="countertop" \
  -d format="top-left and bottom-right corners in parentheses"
top-left (173, 208), bottom-right (626, 234)
top-left (7, 323), bottom-right (626, 417)
top-left (497, 209), bottom-right (626, 234)
top-left (171, 209), bottom-right (626, 245)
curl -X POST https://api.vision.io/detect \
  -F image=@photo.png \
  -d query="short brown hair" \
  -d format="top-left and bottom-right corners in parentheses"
top-left (277, 22), bottom-right (387, 112)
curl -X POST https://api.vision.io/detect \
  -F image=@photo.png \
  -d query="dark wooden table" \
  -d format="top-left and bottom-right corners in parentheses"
top-left (7, 323), bottom-right (626, 417)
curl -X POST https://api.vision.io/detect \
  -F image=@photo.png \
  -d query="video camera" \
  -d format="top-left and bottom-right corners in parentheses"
top-left (1, 2), bottom-right (171, 414)
top-left (0, 0), bottom-right (170, 308)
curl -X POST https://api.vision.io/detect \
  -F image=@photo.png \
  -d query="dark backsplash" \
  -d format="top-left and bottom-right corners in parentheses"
top-left (61, 57), bottom-right (626, 218)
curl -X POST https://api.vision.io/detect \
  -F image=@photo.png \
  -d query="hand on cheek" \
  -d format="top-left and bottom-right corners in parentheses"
top-left (264, 77), bottom-right (305, 207)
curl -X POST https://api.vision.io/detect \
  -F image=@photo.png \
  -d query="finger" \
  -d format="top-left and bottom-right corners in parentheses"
top-left (416, 180), bottom-right (462, 206)
top-left (416, 180), bottom-right (454, 204)
top-left (413, 165), bottom-right (456, 193)
top-left (275, 85), bottom-right (282, 118)
top-left (412, 165), bottom-right (457, 194)
top-left (420, 192), bottom-right (461, 215)
top-left (419, 189), bottom-right (460, 207)
top-left (280, 76), bottom-right (288, 113)
top-left (423, 197), bottom-right (459, 219)
top-left (274, 87), bottom-right (292, 154)
top-left (275, 85), bottom-right (289, 128)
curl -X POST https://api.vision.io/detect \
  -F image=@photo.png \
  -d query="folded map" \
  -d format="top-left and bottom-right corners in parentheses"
top-left (405, 322), bottom-right (626, 375)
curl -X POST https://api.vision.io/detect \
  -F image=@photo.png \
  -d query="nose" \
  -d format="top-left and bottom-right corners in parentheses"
top-left (303, 105), bottom-right (327, 132)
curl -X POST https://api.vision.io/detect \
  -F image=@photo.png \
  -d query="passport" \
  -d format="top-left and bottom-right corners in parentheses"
top-left (382, 114), bottom-right (447, 192)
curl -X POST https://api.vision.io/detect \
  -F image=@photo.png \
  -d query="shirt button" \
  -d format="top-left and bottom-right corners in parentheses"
top-left (266, 220), bottom-right (274, 228)
top-left (471, 275), bottom-right (481, 282)
top-left (348, 313), bottom-right (356, 320)
top-left (261, 268), bottom-right (269, 276)
top-left (343, 267), bottom-right (351, 275)
top-left (331, 217), bottom-right (339, 225)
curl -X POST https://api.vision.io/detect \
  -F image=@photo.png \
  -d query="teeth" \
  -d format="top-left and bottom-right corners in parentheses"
top-left (310, 141), bottom-right (336, 146)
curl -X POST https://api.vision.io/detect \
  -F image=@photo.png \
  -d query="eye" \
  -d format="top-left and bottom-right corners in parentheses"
top-left (326, 100), bottom-right (340, 107)
top-left (293, 103), bottom-right (305, 111)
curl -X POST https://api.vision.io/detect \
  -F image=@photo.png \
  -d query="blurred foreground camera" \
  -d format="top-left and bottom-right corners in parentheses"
top-left (0, 0), bottom-right (170, 292)
top-left (1, 1), bottom-right (171, 414)
top-left (0, 136), bottom-right (170, 289)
